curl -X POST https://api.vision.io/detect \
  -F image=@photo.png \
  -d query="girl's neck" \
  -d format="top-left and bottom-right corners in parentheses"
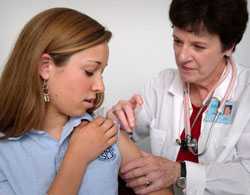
top-left (42, 106), bottom-right (69, 140)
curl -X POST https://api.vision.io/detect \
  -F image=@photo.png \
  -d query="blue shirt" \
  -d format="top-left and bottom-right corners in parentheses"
top-left (0, 113), bottom-right (121, 195)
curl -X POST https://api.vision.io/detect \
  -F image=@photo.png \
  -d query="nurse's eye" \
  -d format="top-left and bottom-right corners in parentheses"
top-left (173, 39), bottom-right (183, 47)
top-left (194, 44), bottom-right (206, 50)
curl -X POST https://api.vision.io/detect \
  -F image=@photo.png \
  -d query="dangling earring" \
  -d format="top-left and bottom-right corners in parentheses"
top-left (42, 79), bottom-right (50, 103)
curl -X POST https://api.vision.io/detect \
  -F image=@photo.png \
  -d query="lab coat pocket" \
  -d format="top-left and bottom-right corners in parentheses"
top-left (215, 136), bottom-right (236, 161)
top-left (149, 119), bottom-right (167, 156)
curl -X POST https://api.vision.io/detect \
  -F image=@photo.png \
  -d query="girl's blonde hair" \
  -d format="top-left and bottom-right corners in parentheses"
top-left (0, 7), bottom-right (112, 138)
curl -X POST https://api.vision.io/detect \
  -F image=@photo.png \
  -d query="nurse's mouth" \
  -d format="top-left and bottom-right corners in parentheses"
top-left (181, 65), bottom-right (195, 71)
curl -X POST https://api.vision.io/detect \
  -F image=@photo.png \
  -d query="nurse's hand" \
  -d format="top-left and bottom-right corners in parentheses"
top-left (107, 94), bottom-right (143, 132)
top-left (120, 152), bottom-right (180, 194)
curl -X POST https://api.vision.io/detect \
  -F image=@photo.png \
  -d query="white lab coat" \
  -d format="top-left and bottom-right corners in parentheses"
top-left (133, 64), bottom-right (250, 195)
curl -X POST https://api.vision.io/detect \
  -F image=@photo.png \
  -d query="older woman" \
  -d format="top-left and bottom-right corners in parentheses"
top-left (109, 0), bottom-right (250, 194)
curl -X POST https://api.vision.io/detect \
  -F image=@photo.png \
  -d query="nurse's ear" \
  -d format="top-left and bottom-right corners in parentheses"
top-left (224, 44), bottom-right (235, 58)
top-left (38, 53), bottom-right (53, 80)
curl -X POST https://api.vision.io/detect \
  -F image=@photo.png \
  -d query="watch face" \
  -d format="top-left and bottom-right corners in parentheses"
top-left (176, 177), bottom-right (186, 189)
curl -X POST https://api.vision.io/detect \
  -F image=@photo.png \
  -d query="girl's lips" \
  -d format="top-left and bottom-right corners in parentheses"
top-left (83, 99), bottom-right (95, 108)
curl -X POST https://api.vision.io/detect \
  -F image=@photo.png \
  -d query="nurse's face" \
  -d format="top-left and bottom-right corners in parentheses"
top-left (173, 27), bottom-right (230, 86)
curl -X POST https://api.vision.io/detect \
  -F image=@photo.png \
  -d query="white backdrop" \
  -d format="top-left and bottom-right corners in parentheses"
top-left (0, 0), bottom-right (249, 109)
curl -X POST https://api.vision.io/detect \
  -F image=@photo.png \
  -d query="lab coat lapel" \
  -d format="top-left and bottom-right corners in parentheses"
top-left (168, 72), bottom-right (185, 159)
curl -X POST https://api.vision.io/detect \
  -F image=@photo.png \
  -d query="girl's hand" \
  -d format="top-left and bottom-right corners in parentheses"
top-left (68, 116), bottom-right (118, 163)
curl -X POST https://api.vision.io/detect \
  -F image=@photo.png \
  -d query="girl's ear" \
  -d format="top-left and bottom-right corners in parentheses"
top-left (38, 53), bottom-right (53, 80)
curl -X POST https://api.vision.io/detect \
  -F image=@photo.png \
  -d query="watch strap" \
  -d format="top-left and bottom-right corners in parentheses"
top-left (180, 161), bottom-right (186, 178)
top-left (176, 161), bottom-right (187, 189)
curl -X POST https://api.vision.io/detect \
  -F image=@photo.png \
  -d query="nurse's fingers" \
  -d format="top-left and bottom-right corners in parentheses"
top-left (134, 180), bottom-right (161, 195)
top-left (106, 94), bottom-right (143, 132)
top-left (120, 157), bottom-right (147, 175)
top-left (113, 103), bottom-right (133, 132)
top-left (129, 94), bottom-right (144, 108)
top-left (107, 100), bottom-right (133, 132)
top-left (117, 94), bottom-right (143, 131)
top-left (120, 102), bottom-right (137, 131)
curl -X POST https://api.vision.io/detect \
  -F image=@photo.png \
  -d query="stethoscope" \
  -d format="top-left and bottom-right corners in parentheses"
top-left (176, 56), bottom-right (237, 156)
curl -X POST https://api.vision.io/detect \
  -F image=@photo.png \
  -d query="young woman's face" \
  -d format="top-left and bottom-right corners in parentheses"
top-left (173, 27), bottom-right (230, 86)
top-left (48, 42), bottom-right (109, 117)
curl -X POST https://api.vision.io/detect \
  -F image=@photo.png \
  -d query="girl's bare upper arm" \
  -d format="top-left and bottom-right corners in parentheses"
top-left (118, 131), bottom-right (142, 167)
top-left (118, 132), bottom-right (173, 195)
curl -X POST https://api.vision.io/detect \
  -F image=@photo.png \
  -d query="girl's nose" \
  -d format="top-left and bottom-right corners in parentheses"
top-left (92, 75), bottom-right (104, 93)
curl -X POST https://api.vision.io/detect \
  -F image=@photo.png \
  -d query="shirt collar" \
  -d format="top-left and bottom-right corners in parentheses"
top-left (59, 113), bottom-right (93, 144)
top-left (168, 70), bottom-right (184, 97)
top-left (7, 113), bottom-right (94, 142)
top-left (213, 62), bottom-right (237, 101)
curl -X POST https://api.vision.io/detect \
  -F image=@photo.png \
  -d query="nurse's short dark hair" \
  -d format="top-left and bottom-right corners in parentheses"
top-left (169, 0), bottom-right (249, 51)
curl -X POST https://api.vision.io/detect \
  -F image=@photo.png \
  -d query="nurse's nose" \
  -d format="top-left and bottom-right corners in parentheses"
top-left (178, 46), bottom-right (192, 63)
top-left (92, 74), bottom-right (105, 93)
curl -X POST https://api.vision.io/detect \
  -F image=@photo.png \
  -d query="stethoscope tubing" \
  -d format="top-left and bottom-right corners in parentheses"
top-left (183, 56), bottom-right (237, 156)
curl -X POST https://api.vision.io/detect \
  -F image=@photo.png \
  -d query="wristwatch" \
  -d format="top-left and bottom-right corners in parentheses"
top-left (176, 161), bottom-right (186, 189)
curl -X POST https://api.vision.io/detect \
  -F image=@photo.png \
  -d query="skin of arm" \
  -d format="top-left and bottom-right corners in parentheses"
top-left (118, 131), bottom-right (173, 195)
top-left (47, 144), bottom-right (89, 195)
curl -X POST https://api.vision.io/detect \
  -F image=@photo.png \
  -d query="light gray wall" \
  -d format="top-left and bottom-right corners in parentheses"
top-left (0, 0), bottom-right (249, 109)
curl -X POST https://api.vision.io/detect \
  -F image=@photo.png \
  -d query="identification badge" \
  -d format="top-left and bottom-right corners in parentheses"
top-left (204, 97), bottom-right (236, 124)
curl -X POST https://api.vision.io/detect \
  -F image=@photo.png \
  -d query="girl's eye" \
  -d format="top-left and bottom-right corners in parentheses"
top-left (85, 70), bottom-right (94, 77)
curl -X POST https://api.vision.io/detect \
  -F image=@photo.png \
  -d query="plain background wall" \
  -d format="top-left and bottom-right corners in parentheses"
top-left (0, 0), bottom-right (249, 109)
